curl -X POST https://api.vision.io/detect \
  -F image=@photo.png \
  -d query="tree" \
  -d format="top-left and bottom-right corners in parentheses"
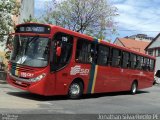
top-left (23, 15), bottom-right (38, 23)
top-left (0, 0), bottom-right (20, 67)
top-left (43, 0), bottom-right (118, 40)
top-left (0, 0), bottom-right (20, 42)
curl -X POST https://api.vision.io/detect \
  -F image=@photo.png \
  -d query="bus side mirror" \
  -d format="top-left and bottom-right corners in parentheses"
top-left (56, 46), bottom-right (62, 57)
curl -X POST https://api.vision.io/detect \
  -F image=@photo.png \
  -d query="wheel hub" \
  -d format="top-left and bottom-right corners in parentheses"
top-left (132, 84), bottom-right (137, 93)
top-left (70, 84), bottom-right (80, 95)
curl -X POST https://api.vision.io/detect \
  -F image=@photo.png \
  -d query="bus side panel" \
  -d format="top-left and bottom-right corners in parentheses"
top-left (54, 66), bottom-right (73, 95)
top-left (94, 66), bottom-right (124, 93)
top-left (110, 67), bottom-right (128, 92)
top-left (52, 63), bottom-right (91, 95)
top-left (138, 71), bottom-right (154, 89)
top-left (120, 69), bottom-right (131, 91)
top-left (42, 74), bottom-right (56, 96)
top-left (93, 66), bottom-right (108, 93)
top-left (121, 69), bottom-right (144, 91)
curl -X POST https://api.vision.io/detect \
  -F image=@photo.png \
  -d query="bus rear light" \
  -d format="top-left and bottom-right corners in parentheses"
top-left (29, 73), bottom-right (46, 82)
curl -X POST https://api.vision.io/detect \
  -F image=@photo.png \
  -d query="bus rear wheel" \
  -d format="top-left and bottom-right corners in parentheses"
top-left (130, 81), bottom-right (138, 94)
top-left (68, 81), bottom-right (83, 99)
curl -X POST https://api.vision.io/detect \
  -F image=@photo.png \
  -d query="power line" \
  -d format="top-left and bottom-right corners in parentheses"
top-left (117, 29), bottom-right (160, 32)
top-left (106, 28), bottom-right (160, 32)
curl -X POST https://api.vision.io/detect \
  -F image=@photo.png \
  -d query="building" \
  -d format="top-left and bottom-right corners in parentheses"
top-left (114, 37), bottom-right (150, 54)
top-left (18, 0), bottom-right (34, 23)
top-left (12, 0), bottom-right (34, 24)
top-left (125, 34), bottom-right (153, 42)
top-left (145, 33), bottom-right (160, 72)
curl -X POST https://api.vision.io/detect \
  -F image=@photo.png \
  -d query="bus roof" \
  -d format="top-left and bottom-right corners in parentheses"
top-left (16, 22), bottom-right (155, 60)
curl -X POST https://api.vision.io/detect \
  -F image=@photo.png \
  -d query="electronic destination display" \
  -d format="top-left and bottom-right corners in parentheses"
top-left (15, 24), bottom-right (51, 34)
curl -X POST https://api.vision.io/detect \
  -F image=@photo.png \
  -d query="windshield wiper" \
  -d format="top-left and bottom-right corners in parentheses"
top-left (28, 35), bottom-right (39, 45)
top-left (24, 35), bottom-right (39, 55)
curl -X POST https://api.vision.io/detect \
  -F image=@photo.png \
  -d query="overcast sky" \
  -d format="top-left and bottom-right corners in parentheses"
top-left (34, 0), bottom-right (160, 42)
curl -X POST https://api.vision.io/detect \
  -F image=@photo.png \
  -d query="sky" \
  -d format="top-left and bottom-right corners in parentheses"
top-left (34, 0), bottom-right (160, 42)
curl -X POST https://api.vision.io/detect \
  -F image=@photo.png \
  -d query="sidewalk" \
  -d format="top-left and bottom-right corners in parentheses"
top-left (154, 83), bottom-right (160, 86)
top-left (0, 79), bottom-right (7, 84)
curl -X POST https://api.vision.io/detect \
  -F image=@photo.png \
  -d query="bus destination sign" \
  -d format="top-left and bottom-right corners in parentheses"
top-left (16, 24), bottom-right (51, 34)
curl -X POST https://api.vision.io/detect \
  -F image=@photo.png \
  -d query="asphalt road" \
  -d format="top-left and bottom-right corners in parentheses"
top-left (1, 83), bottom-right (160, 120)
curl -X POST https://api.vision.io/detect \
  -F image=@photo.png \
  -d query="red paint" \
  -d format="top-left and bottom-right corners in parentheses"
top-left (7, 23), bottom-right (155, 96)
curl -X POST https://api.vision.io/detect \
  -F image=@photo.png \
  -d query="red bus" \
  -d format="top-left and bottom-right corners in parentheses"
top-left (7, 23), bottom-right (155, 99)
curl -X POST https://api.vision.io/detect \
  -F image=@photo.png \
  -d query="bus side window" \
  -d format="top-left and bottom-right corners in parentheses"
top-left (130, 53), bottom-right (136, 69)
top-left (76, 39), bottom-right (94, 63)
top-left (122, 51), bottom-right (129, 68)
top-left (136, 56), bottom-right (143, 70)
top-left (97, 45), bottom-right (109, 66)
top-left (143, 58), bottom-right (150, 71)
top-left (150, 59), bottom-right (155, 72)
top-left (111, 48), bottom-right (121, 67)
top-left (141, 57), bottom-right (144, 70)
top-left (147, 58), bottom-right (151, 71)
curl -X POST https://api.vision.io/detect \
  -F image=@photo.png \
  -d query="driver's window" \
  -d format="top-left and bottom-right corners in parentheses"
top-left (51, 33), bottom-right (73, 71)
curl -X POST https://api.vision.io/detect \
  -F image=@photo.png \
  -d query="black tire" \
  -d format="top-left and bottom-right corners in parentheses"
top-left (130, 82), bottom-right (138, 95)
top-left (68, 81), bottom-right (83, 99)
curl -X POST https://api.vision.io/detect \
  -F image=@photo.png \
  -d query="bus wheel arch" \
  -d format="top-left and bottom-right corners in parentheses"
top-left (68, 78), bottom-right (84, 99)
top-left (130, 80), bottom-right (138, 95)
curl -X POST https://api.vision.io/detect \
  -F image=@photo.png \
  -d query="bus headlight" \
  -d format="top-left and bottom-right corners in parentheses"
top-left (30, 73), bottom-right (46, 82)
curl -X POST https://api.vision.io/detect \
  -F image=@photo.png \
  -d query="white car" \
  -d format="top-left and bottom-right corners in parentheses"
top-left (154, 70), bottom-right (160, 84)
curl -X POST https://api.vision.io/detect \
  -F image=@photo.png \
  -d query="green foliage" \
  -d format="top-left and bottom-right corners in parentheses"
top-left (0, 0), bottom-right (20, 63)
top-left (23, 15), bottom-right (38, 23)
top-left (0, 0), bottom-right (20, 42)
top-left (43, 0), bottom-right (118, 40)
top-left (5, 51), bottom-right (11, 60)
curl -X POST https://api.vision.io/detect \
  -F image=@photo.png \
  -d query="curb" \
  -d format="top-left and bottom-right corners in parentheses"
top-left (0, 80), bottom-right (7, 84)
top-left (154, 83), bottom-right (160, 86)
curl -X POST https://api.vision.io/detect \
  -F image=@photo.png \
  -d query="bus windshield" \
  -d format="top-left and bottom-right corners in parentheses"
top-left (10, 35), bottom-right (50, 67)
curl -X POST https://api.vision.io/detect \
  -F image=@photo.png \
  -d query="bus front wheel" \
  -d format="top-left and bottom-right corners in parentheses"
top-left (68, 81), bottom-right (83, 99)
top-left (130, 81), bottom-right (138, 94)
